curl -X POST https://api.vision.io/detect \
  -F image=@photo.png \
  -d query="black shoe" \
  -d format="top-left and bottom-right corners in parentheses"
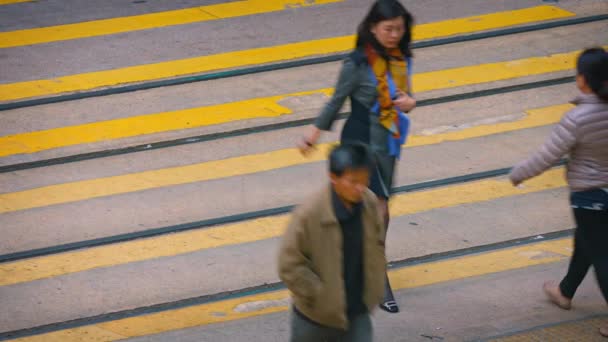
top-left (379, 300), bottom-right (399, 313)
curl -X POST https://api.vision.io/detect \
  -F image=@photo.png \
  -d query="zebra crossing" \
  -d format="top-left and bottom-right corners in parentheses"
top-left (0, 0), bottom-right (606, 340)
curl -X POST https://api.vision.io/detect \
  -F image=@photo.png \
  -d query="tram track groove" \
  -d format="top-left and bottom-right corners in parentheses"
top-left (0, 161), bottom-right (566, 264)
top-left (0, 14), bottom-right (605, 112)
top-left (0, 228), bottom-right (574, 341)
top-left (0, 76), bottom-right (574, 174)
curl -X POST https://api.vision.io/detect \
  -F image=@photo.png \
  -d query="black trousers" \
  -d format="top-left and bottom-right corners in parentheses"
top-left (559, 207), bottom-right (608, 302)
top-left (290, 309), bottom-right (372, 342)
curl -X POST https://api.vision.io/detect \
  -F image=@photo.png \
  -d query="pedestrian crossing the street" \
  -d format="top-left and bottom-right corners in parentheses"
top-left (1, 1), bottom-right (606, 341)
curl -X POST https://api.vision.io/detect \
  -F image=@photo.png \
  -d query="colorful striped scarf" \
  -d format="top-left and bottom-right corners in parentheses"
top-left (365, 44), bottom-right (408, 138)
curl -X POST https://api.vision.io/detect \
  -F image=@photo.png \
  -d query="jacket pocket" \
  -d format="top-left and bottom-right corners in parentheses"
top-left (367, 240), bottom-right (387, 303)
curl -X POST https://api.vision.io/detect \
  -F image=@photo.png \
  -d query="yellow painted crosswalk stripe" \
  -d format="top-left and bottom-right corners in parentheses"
top-left (0, 167), bottom-right (567, 286)
top-left (0, 0), bottom-right (32, 5)
top-left (0, 0), bottom-right (341, 48)
top-left (8, 237), bottom-right (573, 341)
top-left (0, 103), bottom-right (573, 214)
top-left (0, 6), bottom-right (574, 101)
top-left (0, 48), bottom-right (583, 158)
top-left (489, 317), bottom-right (608, 341)
top-left (0, 88), bottom-right (330, 158)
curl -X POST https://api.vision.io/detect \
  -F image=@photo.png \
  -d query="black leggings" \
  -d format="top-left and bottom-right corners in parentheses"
top-left (559, 207), bottom-right (608, 302)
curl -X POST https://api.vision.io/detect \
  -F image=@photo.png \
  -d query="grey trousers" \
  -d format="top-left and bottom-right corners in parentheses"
top-left (290, 310), bottom-right (372, 342)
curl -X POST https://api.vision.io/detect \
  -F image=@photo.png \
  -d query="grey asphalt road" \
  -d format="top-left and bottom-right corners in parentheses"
top-left (1, 0), bottom-right (606, 338)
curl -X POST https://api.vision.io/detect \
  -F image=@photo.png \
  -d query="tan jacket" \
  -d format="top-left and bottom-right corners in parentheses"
top-left (278, 186), bottom-right (386, 330)
top-left (510, 94), bottom-right (608, 192)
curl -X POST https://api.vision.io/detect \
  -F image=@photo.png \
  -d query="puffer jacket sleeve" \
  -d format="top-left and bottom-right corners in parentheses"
top-left (510, 109), bottom-right (577, 184)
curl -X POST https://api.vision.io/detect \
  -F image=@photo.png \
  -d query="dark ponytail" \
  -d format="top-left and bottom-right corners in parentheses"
top-left (577, 47), bottom-right (608, 101)
top-left (355, 0), bottom-right (414, 58)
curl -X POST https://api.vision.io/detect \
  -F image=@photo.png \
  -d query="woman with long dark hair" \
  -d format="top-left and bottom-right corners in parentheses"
top-left (299, 0), bottom-right (416, 314)
top-left (510, 47), bottom-right (608, 337)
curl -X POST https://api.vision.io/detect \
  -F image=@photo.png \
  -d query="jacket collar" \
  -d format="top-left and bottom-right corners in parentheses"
top-left (319, 185), bottom-right (366, 226)
top-left (572, 93), bottom-right (607, 105)
top-left (331, 188), bottom-right (362, 222)
top-left (319, 185), bottom-right (339, 225)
